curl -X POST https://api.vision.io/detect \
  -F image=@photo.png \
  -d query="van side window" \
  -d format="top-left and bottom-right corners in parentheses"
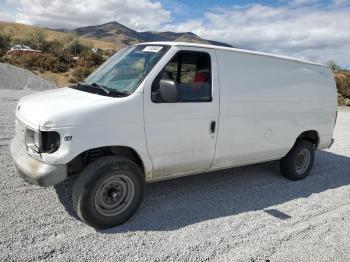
top-left (152, 51), bottom-right (212, 103)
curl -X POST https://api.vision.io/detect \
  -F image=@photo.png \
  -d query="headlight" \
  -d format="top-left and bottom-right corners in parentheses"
top-left (33, 130), bottom-right (40, 149)
top-left (26, 129), bottom-right (60, 153)
top-left (26, 129), bottom-right (40, 152)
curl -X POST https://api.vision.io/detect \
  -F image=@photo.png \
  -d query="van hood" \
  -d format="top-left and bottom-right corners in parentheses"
top-left (16, 87), bottom-right (113, 129)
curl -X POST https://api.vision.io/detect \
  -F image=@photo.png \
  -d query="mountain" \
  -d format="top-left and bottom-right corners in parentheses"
top-left (139, 31), bottom-right (233, 47)
top-left (55, 21), bottom-right (232, 48)
top-left (1, 20), bottom-right (232, 50)
top-left (57, 21), bottom-right (140, 45)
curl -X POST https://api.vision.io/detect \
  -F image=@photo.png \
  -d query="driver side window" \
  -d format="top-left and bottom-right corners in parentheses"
top-left (151, 51), bottom-right (212, 103)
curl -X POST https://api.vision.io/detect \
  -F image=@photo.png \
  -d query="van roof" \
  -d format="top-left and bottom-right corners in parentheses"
top-left (137, 41), bottom-right (326, 68)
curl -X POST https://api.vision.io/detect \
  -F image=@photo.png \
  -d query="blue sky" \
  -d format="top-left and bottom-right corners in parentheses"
top-left (162, 0), bottom-right (343, 22)
top-left (1, 0), bottom-right (350, 66)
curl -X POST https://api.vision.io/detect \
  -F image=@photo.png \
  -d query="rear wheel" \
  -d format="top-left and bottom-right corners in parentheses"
top-left (72, 156), bottom-right (144, 229)
top-left (280, 140), bottom-right (315, 181)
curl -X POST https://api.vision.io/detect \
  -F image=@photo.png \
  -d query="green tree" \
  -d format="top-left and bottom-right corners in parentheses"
top-left (25, 28), bottom-right (47, 51)
top-left (62, 32), bottom-right (90, 55)
top-left (0, 32), bottom-right (11, 55)
top-left (326, 60), bottom-right (341, 71)
top-left (59, 33), bottom-right (90, 66)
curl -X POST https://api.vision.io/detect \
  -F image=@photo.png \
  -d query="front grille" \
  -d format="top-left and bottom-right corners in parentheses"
top-left (15, 119), bottom-right (42, 160)
top-left (15, 119), bottom-right (26, 145)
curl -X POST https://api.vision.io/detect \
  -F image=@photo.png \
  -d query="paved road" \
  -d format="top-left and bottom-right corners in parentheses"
top-left (1, 89), bottom-right (350, 261)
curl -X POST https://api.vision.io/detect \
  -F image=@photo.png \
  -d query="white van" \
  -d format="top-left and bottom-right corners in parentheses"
top-left (10, 42), bottom-right (337, 228)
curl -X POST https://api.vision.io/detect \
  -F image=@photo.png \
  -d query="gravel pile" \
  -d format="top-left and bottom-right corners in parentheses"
top-left (0, 63), bottom-right (56, 90)
top-left (0, 88), bottom-right (350, 261)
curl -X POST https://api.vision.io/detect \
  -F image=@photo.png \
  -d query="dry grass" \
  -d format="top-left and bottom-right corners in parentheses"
top-left (33, 70), bottom-right (71, 87)
top-left (335, 71), bottom-right (350, 97)
top-left (0, 21), bottom-right (117, 49)
top-left (334, 71), bottom-right (350, 106)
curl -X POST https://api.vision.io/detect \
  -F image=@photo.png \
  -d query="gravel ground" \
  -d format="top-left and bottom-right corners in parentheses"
top-left (0, 63), bottom-right (56, 90)
top-left (1, 87), bottom-right (350, 261)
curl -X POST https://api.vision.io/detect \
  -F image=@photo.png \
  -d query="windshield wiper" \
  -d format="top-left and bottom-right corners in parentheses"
top-left (75, 82), bottom-right (129, 97)
top-left (91, 83), bottom-right (110, 95)
top-left (110, 90), bottom-right (130, 97)
top-left (75, 82), bottom-right (110, 95)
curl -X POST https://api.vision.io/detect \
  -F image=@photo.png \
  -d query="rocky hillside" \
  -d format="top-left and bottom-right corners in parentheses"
top-left (56, 21), bottom-right (232, 47)
top-left (0, 63), bottom-right (56, 90)
top-left (0, 22), bottom-right (116, 49)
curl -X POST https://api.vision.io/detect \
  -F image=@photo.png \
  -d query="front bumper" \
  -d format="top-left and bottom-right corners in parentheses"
top-left (10, 137), bottom-right (67, 187)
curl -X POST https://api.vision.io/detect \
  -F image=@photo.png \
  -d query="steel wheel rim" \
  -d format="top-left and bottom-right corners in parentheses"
top-left (94, 174), bottom-right (135, 217)
top-left (295, 149), bottom-right (311, 174)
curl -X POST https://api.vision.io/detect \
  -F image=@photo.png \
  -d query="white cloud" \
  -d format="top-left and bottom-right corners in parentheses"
top-left (163, 3), bottom-right (350, 65)
top-left (12, 0), bottom-right (171, 31)
top-left (6, 0), bottom-right (350, 65)
top-left (289, 0), bottom-right (321, 7)
top-left (332, 0), bottom-right (349, 6)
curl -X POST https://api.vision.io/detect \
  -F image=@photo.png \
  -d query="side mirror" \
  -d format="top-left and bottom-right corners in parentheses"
top-left (159, 79), bottom-right (178, 103)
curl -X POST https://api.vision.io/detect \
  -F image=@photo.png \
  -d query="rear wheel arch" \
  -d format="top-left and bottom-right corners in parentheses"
top-left (295, 130), bottom-right (319, 148)
top-left (280, 139), bottom-right (315, 181)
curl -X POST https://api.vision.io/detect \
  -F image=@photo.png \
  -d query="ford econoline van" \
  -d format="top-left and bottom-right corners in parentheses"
top-left (10, 42), bottom-right (337, 228)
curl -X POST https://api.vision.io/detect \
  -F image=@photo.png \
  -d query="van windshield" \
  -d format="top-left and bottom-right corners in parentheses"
top-left (77, 45), bottom-right (170, 97)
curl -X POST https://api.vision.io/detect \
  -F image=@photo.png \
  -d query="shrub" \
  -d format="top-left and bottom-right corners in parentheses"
top-left (4, 53), bottom-right (69, 73)
top-left (335, 72), bottom-right (350, 98)
top-left (3, 53), bottom-right (34, 69)
top-left (2, 30), bottom-right (116, 82)
top-left (40, 54), bottom-right (69, 72)
top-left (0, 32), bottom-right (11, 55)
top-left (77, 51), bottom-right (104, 67)
top-left (69, 51), bottom-right (104, 82)
top-left (63, 33), bottom-right (88, 54)
top-left (43, 34), bottom-right (92, 67)
top-left (326, 60), bottom-right (341, 72)
top-left (70, 66), bottom-right (94, 82)
top-left (103, 49), bottom-right (117, 58)
top-left (23, 29), bottom-right (47, 51)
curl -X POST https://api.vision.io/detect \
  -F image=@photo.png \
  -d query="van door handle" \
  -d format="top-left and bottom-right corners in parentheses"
top-left (210, 121), bottom-right (216, 134)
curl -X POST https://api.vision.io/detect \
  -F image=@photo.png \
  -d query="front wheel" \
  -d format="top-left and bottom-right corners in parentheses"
top-left (280, 140), bottom-right (315, 181)
top-left (72, 156), bottom-right (145, 229)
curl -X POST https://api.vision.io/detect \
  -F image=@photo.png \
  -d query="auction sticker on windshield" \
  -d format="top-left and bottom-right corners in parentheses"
top-left (143, 46), bottom-right (163, 52)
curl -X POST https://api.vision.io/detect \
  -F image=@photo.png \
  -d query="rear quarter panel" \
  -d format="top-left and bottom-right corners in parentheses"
top-left (212, 50), bottom-right (337, 169)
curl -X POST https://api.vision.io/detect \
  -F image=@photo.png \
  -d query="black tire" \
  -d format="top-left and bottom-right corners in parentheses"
top-left (280, 140), bottom-right (315, 181)
top-left (72, 156), bottom-right (145, 229)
